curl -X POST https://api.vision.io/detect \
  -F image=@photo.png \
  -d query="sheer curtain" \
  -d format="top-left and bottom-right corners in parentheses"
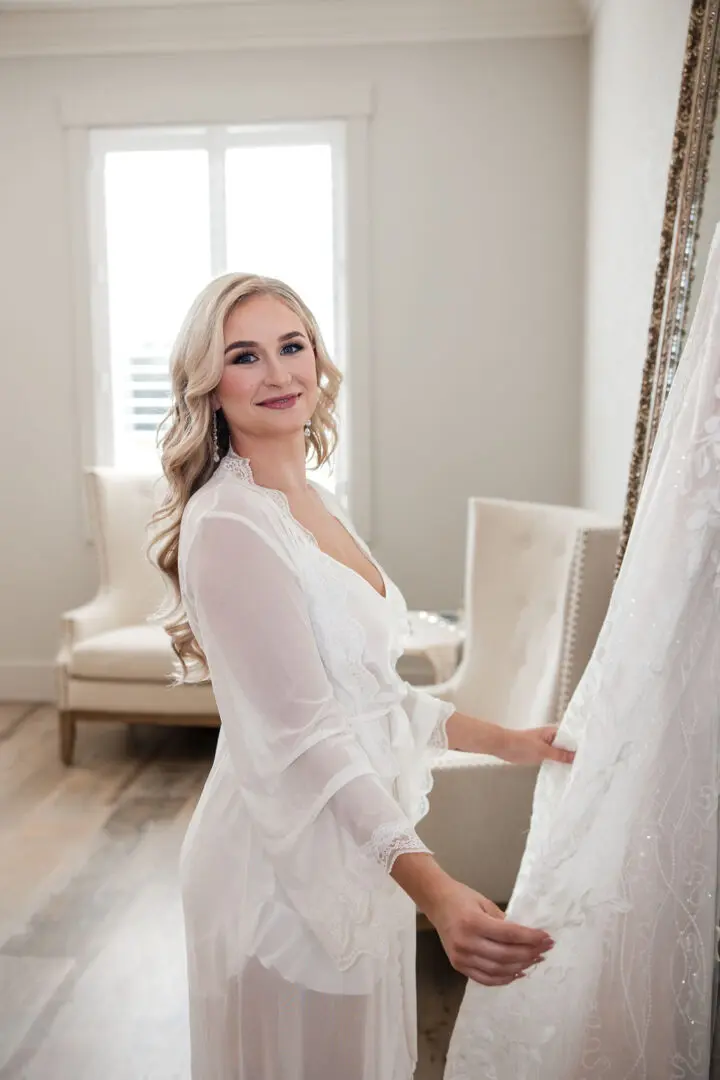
top-left (445, 225), bottom-right (720, 1080)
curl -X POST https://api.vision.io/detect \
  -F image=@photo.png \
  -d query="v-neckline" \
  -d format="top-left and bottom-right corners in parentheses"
top-left (310, 487), bottom-right (389, 602)
top-left (221, 451), bottom-right (389, 602)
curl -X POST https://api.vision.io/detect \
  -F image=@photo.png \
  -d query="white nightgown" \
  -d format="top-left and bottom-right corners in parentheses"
top-left (177, 448), bottom-right (455, 1080)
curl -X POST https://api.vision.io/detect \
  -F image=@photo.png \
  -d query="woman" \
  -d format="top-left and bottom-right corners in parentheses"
top-left (152, 273), bottom-right (573, 1080)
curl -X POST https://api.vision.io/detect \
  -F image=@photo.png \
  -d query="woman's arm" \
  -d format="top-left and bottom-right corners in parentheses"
top-left (446, 711), bottom-right (509, 755)
top-left (400, 676), bottom-right (574, 766)
top-left (446, 709), bottom-right (575, 765)
top-left (390, 849), bottom-right (554, 985)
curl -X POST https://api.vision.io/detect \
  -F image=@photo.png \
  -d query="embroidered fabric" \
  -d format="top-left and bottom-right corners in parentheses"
top-left (444, 226), bottom-right (720, 1079)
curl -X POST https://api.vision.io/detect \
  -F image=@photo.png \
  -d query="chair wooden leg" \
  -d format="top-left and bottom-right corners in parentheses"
top-left (60, 710), bottom-right (77, 765)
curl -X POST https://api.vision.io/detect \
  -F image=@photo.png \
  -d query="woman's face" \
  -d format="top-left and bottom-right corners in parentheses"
top-left (215, 293), bottom-right (319, 445)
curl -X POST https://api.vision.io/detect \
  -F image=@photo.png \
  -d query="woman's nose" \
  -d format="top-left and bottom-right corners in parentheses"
top-left (264, 355), bottom-right (293, 386)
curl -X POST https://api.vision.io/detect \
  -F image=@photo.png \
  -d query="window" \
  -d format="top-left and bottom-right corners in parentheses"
top-left (90, 124), bottom-right (346, 493)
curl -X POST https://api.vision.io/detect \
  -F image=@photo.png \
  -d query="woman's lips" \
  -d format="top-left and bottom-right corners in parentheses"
top-left (258, 394), bottom-right (301, 410)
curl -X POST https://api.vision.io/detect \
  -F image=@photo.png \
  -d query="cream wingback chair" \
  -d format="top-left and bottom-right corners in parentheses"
top-left (56, 469), bottom-right (218, 764)
top-left (416, 498), bottom-right (619, 905)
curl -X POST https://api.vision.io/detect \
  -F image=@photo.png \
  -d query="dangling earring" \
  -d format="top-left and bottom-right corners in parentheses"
top-left (212, 411), bottom-right (220, 463)
top-left (304, 421), bottom-right (312, 438)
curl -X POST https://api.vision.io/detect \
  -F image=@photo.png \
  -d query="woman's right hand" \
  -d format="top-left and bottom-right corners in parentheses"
top-left (426, 879), bottom-right (554, 986)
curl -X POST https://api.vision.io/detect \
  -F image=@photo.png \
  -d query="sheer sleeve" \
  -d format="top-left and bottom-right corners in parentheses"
top-left (184, 509), bottom-right (430, 969)
top-left (401, 683), bottom-right (455, 758)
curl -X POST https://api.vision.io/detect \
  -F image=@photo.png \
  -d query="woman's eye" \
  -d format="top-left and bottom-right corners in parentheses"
top-left (281, 342), bottom-right (304, 355)
top-left (230, 352), bottom-right (257, 365)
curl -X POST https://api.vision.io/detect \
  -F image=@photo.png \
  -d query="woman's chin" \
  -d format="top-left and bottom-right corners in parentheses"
top-left (255, 411), bottom-right (308, 436)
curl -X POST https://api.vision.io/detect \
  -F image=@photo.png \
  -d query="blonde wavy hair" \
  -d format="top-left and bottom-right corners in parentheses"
top-left (150, 273), bottom-right (342, 681)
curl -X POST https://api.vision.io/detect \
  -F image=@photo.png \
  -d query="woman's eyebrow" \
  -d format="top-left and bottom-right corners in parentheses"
top-left (224, 330), bottom-right (305, 355)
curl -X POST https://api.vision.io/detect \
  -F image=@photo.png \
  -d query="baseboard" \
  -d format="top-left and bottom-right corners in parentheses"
top-left (0, 663), bottom-right (55, 703)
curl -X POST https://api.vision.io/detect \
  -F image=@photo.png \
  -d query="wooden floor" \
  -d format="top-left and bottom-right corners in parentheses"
top-left (0, 704), bottom-right (466, 1080)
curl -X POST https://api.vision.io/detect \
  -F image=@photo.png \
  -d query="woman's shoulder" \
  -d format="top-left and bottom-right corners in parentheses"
top-left (180, 473), bottom-right (301, 587)
top-left (180, 464), bottom-right (280, 548)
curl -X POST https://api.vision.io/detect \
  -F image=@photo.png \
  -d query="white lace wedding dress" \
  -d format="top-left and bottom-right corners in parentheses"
top-left (177, 449), bottom-right (454, 1079)
top-left (445, 229), bottom-right (720, 1079)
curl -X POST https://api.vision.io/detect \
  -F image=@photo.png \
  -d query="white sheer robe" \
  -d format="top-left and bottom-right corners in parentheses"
top-left (445, 228), bottom-right (720, 1078)
top-left (177, 451), bottom-right (454, 1080)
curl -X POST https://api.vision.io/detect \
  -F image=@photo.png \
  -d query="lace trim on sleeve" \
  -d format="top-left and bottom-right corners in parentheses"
top-left (428, 705), bottom-right (451, 753)
top-left (365, 820), bottom-right (432, 873)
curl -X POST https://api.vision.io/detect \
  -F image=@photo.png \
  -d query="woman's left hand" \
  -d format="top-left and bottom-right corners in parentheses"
top-left (500, 726), bottom-right (575, 767)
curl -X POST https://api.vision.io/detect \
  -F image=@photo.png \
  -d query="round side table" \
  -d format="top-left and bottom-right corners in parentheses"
top-left (400, 610), bottom-right (465, 684)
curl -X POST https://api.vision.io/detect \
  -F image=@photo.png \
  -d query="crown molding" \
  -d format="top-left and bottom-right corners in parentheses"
top-left (0, 0), bottom-right (589, 60)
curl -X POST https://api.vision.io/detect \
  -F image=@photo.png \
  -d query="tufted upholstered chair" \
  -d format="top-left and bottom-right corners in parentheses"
top-left (416, 497), bottom-right (619, 905)
top-left (56, 469), bottom-right (218, 764)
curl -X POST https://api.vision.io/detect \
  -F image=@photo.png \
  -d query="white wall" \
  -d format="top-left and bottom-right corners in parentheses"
top-left (582, 0), bottom-right (691, 517)
top-left (0, 36), bottom-right (587, 699)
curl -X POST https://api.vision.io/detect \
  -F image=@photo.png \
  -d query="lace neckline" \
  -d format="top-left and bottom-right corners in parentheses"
top-left (221, 448), bottom-right (314, 538)
top-left (219, 448), bottom-right (389, 602)
top-left (221, 447), bottom-right (255, 485)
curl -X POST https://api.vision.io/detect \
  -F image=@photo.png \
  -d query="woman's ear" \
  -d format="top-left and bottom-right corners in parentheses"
top-left (210, 391), bottom-right (220, 411)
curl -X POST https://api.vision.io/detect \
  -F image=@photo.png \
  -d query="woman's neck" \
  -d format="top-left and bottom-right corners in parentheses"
top-left (230, 433), bottom-right (309, 497)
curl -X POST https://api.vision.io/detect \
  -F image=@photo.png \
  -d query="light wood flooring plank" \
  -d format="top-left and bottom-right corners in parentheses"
top-left (0, 705), bottom-right (36, 742)
top-left (0, 955), bottom-right (75, 1071)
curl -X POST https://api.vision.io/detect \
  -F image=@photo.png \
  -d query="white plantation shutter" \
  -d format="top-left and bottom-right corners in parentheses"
top-left (91, 124), bottom-right (346, 491)
top-left (127, 352), bottom-right (172, 435)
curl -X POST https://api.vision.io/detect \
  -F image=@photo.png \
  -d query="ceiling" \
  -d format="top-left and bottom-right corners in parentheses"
top-left (0, 0), bottom-right (588, 14)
